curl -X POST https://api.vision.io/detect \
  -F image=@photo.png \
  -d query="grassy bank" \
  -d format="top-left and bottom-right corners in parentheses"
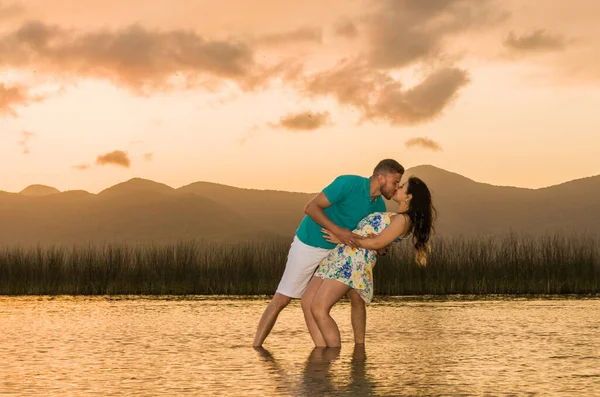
top-left (0, 233), bottom-right (598, 295)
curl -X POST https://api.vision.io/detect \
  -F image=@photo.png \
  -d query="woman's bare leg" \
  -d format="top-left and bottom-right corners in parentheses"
top-left (310, 279), bottom-right (352, 347)
top-left (301, 276), bottom-right (327, 347)
top-left (347, 289), bottom-right (366, 344)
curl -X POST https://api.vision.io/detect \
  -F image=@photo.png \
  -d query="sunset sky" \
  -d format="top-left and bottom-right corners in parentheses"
top-left (1, 0), bottom-right (599, 194)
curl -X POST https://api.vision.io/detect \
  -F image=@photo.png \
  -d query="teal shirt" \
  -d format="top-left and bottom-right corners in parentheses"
top-left (296, 175), bottom-right (387, 249)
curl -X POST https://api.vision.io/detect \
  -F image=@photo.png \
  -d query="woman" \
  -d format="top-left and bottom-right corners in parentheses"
top-left (306, 176), bottom-right (435, 347)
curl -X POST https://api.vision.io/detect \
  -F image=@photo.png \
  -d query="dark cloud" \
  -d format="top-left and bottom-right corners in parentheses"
top-left (504, 29), bottom-right (569, 53)
top-left (304, 60), bottom-right (469, 126)
top-left (0, 21), bottom-right (268, 94)
top-left (0, 83), bottom-right (40, 116)
top-left (256, 27), bottom-right (322, 46)
top-left (364, 0), bottom-right (509, 68)
top-left (405, 137), bottom-right (443, 151)
top-left (333, 19), bottom-right (359, 39)
top-left (271, 111), bottom-right (331, 131)
top-left (18, 130), bottom-right (34, 154)
top-left (96, 150), bottom-right (131, 168)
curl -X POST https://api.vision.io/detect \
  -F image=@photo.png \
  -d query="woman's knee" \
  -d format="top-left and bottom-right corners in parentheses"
top-left (348, 291), bottom-right (365, 308)
top-left (310, 300), bottom-right (329, 320)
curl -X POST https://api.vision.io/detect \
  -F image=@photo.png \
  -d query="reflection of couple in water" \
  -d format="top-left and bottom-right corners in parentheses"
top-left (254, 159), bottom-right (436, 347)
top-left (255, 345), bottom-right (376, 396)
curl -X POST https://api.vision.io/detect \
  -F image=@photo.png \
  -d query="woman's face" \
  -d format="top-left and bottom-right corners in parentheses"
top-left (393, 181), bottom-right (409, 203)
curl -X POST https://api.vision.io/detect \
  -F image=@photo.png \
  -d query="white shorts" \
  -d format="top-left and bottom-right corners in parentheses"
top-left (276, 235), bottom-right (332, 299)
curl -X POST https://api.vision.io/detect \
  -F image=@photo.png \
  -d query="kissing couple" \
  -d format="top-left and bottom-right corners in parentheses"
top-left (253, 159), bottom-right (435, 347)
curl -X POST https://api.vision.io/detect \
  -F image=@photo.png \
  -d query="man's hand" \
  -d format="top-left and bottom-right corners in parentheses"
top-left (322, 227), bottom-right (358, 247)
top-left (322, 228), bottom-right (341, 244)
top-left (334, 228), bottom-right (359, 247)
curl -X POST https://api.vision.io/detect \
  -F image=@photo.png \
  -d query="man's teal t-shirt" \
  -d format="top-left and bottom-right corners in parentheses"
top-left (296, 175), bottom-right (387, 249)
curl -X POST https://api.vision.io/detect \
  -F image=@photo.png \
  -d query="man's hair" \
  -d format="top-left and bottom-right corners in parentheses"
top-left (373, 159), bottom-right (404, 176)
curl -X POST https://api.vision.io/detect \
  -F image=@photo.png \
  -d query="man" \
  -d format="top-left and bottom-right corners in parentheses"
top-left (253, 159), bottom-right (404, 347)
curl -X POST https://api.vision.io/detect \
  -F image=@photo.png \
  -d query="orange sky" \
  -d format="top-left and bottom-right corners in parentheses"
top-left (1, 0), bottom-right (599, 194)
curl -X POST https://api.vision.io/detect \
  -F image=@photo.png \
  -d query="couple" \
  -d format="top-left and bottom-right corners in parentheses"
top-left (253, 159), bottom-right (435, 347)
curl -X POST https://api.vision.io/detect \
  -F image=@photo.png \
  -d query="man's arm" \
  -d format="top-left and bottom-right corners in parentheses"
top-left (304, 193), bottom-right (359, 247)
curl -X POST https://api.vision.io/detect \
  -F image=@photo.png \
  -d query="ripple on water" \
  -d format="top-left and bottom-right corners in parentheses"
top-left (0, 295), bottom-right (599, 396)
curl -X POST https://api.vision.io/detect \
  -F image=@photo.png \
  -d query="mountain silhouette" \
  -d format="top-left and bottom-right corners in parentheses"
top-left (404, 165), bottom-right (600, 236)
top-left (1, 165), bottom-right (599, 246)
top-left (176, 181), bottom-right (315, 236)
top-left (99, 177), bottom-right (175, 197)
top-left (19, 184), bottom-right (60, 197)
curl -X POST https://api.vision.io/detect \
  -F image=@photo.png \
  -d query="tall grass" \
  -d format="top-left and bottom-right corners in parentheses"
top-left (0, 233), bottom-right (598, 295)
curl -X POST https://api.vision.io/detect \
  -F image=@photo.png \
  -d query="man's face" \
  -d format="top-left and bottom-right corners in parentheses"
top-left (379, 172), bottom-right (402, 200)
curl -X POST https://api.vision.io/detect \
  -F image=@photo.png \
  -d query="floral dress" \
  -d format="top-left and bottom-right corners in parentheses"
top-left (314, 212), bottom-right (410, 304)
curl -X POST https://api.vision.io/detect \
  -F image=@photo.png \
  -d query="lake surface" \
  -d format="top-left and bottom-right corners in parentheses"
top-left (1, 296), bottom-right (599, 396)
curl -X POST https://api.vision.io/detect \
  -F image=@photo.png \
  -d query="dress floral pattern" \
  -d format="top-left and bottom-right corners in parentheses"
top-left (314, 212), bottom-right (410, 304)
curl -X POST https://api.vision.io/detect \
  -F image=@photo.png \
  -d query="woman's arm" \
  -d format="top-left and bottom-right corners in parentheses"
top-left (321, 215), bottom-right (408, 251)
top-left (353, 215), bottom-right (408, 250)
top-left (320, 230), bottom-right (388, 253)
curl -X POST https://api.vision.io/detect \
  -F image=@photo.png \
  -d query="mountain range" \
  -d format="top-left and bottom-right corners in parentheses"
top-left (1, 165), bottom-right (599, 246)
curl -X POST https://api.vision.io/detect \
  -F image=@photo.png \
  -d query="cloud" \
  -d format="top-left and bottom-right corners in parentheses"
top-left (404, 137), bottom-right (443, 151)
top-left (95, 150), bottom-right (131, 168)
top-left (256, 27), bottom-right (322, 47)
top-left (503, 29), bottom-right (569, 53)
top-left (278, 1), bottom-right (499, 127)
top-left (18, 130), bottom-right (34, 154)
top-left (75, 149), bottom-right (144, 170)
top-left (0, 83), bottom-right (41, 116)
top-left (238, 110), bottom-right (331, 145)
top-left (0, 21), bottom-right (272, 94)
top-left (0, 1), bottom-right (24, 21)
top-left (304, 60), bottom-right (469, 126)
top-left (333, 20), bottom-right (359, 39)
top-left (271, 111), bottom-right (331, 131)
top-left (363, 0), bottom-right (509, 69)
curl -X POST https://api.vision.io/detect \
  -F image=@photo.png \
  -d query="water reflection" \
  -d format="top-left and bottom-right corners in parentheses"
top-left (256, 345), bottom-right (378, 396)
top-left (344, 344), bottom-right (377, 397)
top-left (253, 346), bottom-right (296, 392)
top-left (0, 296), bottom-right (598, 396)
top-left (299, 347), bottom-right (340, 395)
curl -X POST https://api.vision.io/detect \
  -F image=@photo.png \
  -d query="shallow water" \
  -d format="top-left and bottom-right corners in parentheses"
top-left (1, 295), bottom-right (599, 396)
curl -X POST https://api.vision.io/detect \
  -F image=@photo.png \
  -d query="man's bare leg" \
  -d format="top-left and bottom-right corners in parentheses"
top-left (301, 277), bottom-right (327, 347)
top-left (253, 292), bottom-right (292, 347)
top-left (347, 289), bottom-right (366, 344)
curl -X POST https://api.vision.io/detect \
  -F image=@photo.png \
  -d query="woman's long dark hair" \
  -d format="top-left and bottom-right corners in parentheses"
top-left (402, 177), bottom-right (436, 266)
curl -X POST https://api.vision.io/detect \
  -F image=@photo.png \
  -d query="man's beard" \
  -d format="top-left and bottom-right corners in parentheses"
top-left (381, 188), bottom-right (394, 200)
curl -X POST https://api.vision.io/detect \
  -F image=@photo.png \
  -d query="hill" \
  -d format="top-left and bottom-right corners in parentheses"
top-left (19, 185), bottom-right (60, 197)
top-left (1, 166), bottom-right (599, 246)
